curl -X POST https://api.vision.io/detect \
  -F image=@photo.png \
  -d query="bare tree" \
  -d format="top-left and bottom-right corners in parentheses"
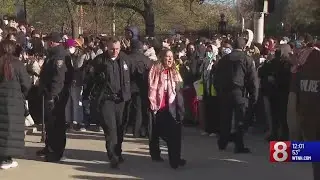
top-left (91, 0), bottom-right (155, 36)
top-left (237, 0), bottom-right (254, 21)
top-left (285, 0), bottom-right (319, 26)
top-left (65, 0), bottom-right (79, 38)
top-left (26, 0), bottom-right (237, 36)
top-left (185, 0), bottom-right (234, 13)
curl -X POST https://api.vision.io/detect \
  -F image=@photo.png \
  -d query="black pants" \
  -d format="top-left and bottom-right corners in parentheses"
top-left (313, 163), bottom-right (320, 180)
top-left (44, 91), bottom-right (69, 158)
top-left (269, 95), bottom-right (289, 140)
top-left (253, 92), bottom-right (267, 131)
top-left (149, 109), bottom-right (182, 167)
top-left (301, 124), bottom-right (320, 180)
top-left (218, 94), bottom-right (246, 149)
top-left (28, 85), bottom-right (42, 125)
top-left (204, 96), bottom-right (220, 134)
top-left (129, 93), bottom-right (149, 137)
top-left (123, 100), bottom-right (131, 134)
top-left (0, 156), bottom-right (11, 162)
top-left (100, 100), bottom-right (125, 161)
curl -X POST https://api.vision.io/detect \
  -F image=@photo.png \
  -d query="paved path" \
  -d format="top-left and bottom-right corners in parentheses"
top-left (0, 127), bottom-right (313, 180)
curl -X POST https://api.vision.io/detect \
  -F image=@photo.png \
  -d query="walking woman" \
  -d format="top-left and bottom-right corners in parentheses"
top-left (0, 40), bottom-right (31, 169)
top-left (65, 39), bottom-right (86, 131)
top-left (148, 48), bottom-right (186, 169)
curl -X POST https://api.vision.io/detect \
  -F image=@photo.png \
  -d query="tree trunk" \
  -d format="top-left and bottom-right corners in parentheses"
top-left (100, 0), bottom-right (155, 37)
top-left (66, 0), bottom-right (79, 38)
top-left (71, 19), bottom-right (79, 38)
top-left (144, 1), bottom-right (155, 37)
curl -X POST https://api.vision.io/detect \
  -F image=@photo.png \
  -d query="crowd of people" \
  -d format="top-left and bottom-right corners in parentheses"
top-left (0, 15), bottom-right (319, 179)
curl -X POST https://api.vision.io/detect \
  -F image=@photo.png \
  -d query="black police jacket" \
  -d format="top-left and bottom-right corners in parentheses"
top-left (258, 58), bottom-right (291, 97)
top-left (87, 51), bottom-right (133, 102)
top-left (39, 45), bottom-right (69, 100)
top-left (128, 50), bottom-right (152, 94)
top-left (214, 50), bottom-right (259, 104)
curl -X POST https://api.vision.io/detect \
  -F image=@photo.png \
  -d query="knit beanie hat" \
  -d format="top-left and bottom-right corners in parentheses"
top-left (66, 39), bottom-right (76, 48)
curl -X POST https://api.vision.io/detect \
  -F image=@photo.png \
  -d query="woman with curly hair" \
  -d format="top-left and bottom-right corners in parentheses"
top-left (148, 48), bottom-right (186, 169)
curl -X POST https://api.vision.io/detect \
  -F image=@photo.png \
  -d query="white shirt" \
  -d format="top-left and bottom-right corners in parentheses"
top-left (163, 71), bottom-right (169, 91)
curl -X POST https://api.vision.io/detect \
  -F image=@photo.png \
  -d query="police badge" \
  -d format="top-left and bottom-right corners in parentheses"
top-left (123, 63), bottom-right (128, 70)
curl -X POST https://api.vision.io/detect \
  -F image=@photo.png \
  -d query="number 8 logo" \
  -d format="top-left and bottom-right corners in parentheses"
top-left (273, 141), bottom-right (288, 162)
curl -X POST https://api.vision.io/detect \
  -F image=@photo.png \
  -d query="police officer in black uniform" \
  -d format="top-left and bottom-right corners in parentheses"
top-left (214, 37), bottom-right (259, 153)
top-left (36, 32), bottom-right (70, 162)
top-left (127, 40), bottom-right (152, 138)
top-left (288, 44), bottom-right (320, 180)
top-left (90, 37), bottom-right (133, 168)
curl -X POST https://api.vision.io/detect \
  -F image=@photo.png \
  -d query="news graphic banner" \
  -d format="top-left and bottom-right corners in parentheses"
top-left (270, 141), bottom-right (320, 162)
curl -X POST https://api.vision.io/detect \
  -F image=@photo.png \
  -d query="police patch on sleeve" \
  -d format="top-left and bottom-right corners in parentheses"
top-left (56, 60), bottom-right (64, 68)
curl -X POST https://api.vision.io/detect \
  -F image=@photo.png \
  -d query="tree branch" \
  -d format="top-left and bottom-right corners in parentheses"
top-left (73, 0), bottom-right (145, 16)
top-left (126, 11), bottom-right (137, 26)
top-left (97, 1), bottom-right (145, 16)
top-left (189, 0), bottom-right (195, 11)
top-left (185, 0), bottom-right (204, 15)
top-left (66, 0), bottom-right (75, 16)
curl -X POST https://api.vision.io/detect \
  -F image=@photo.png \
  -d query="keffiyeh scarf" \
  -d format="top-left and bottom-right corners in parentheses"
top-left (148, 63), bottom-right (184, 119)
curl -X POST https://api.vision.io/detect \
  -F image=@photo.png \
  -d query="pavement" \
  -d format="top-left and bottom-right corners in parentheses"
top-left (0, 127), bottom-right (313, 180)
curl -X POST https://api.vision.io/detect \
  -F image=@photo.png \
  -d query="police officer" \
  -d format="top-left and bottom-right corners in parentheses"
top-left (288, 43), bottom-right (320, 180)
top-left (36, 32), bottom-right (70, 162)
top-left (127, 40), bottom-right (152, 137)
top-left (91, 36), bottom-right (132, 168)
top-left (214, 37), bottom-right (259, 153)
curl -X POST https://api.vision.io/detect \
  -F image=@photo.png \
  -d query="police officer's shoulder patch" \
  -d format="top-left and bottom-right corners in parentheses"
top-left (56, 60), bottom-right (64, 68)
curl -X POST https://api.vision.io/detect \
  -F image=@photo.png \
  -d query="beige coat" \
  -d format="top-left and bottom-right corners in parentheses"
top-left (26, 57), bottom-right (44, 85)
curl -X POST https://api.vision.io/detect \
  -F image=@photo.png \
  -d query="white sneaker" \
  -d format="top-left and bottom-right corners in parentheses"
top-left (25, 115), bottom-right (35, 127)
top-left (209, 133), bottom-right (217, 137)
top-left (1, 160), bottom-right (18, 170)
top-left (201, 132), bottom-right (208, 136)
top-left (79, 127), bottom-right (86, 132)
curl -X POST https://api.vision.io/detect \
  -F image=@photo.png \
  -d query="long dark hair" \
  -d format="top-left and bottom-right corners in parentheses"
top-left (0, 40), bottom-right (16, 81)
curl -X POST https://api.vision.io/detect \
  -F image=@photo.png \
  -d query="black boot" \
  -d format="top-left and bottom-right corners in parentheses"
top-left (45, 152), bottom-right (62, 162)
top-left (170, 159), bottom-right (187, 169)
top-left (152, 156), bottom-right (164, 162)
top-left (109, 157), bottom-right (119, 169)
top-left (119, 156), bottom-right (125, 163)
top-left (36, 147), bottom-right (49, 157)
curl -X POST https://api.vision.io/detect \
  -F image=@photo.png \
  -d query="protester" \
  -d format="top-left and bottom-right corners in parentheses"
top-left (0, 13), bottom-right (318, 179)
top-left (148, 48), bottom-right (186, 169)
top-left (65, 39), bottom-right (86, 131)
top-left (0, 40), bottom-right (31, 169)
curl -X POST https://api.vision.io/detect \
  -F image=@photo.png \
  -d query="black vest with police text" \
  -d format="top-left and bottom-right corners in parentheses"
top-left (296, 49), bottom-right (320, 118)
